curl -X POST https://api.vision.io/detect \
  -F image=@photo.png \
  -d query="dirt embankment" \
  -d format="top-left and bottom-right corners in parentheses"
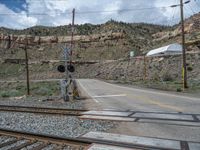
top-left (75, 53), bottom-right (200, 82)
top-left (1, 53), bottom-right (200, 85)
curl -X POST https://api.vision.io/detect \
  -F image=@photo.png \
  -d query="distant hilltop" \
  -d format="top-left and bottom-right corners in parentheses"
top-left (0, 13), bottom-right (200, 60)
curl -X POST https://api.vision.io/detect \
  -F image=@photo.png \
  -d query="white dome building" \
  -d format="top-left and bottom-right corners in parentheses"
top-left (146, 43), bottom-right (182, 57)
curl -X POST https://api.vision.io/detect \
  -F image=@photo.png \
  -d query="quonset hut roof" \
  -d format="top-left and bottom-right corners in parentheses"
top-left (146, 43), bottom-right (182, 57)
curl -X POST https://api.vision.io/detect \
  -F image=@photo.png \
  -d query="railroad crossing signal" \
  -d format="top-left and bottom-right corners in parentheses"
top-left (60, 46), bottom-right (71, 59)
top-left (58, 46), bottom-right (75, 73)
top-left (67, 65), bottom-right (75, 73)
top-left (57, 64), bottom-right (75, 73)
top-left (57, 65), bottom-right (65, 73)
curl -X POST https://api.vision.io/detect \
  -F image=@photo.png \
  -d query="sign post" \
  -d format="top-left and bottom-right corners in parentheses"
top-left (130, 51), bottom-right (135, 58)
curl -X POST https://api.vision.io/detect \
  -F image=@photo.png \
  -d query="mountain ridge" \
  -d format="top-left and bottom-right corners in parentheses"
top-left (0, 13), bottom-right (200, 60)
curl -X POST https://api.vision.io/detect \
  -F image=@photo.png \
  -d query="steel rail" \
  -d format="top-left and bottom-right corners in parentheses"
top-left (0, 128), bottom-right (193, 150)
top-left (0, 105), bottom-right (87, 116)
top-left (0, 128), bottom-right (91, 149)
top-left (0, 128), bottom-right (185, 150)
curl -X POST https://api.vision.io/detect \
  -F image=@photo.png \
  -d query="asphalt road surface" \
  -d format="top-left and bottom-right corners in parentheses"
top-left (78, 79), bottom-right (200, 113)
top-left (78, 79), bottom-right (200, 143)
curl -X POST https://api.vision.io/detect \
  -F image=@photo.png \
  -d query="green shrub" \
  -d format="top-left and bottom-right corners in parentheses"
top-left (1, 91), bottom-right (10, 97)
top-left (176, 88), bottom-right (182, 92)
top-left (9, 89), bottom-right (21, 97)
top-left (35, 87), bottom-right (52, 96)
top-left (187, 66), bottom-right (193, 71)
top-left (0, 90), bottom-right (21, 97)
top-left (163, 73), bottom-right (173, 82)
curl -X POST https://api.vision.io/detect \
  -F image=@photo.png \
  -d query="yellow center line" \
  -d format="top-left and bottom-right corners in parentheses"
top-left (125, 93), bottom-right (183, 112)
top-left (147, 99), bottom-right (183, 112)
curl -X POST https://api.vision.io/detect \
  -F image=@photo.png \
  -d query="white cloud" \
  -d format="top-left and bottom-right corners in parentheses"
top-left (18, 14), bottom-right (38, 27)
top-left (0, 0), bottom-right (199, 29)
top-left (0, 3), bottom-right (38, 29)
top-left (155, 0), bottom-right (200, 25)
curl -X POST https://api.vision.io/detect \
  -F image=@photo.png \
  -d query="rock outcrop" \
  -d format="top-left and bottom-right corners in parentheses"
top-left (0, 32), bottom-right (124, 49)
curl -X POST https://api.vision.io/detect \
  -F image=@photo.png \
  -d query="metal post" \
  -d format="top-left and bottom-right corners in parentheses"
top-left (180, 0), bottom-right (188, 89)
top-left (24, 36), bottom-right (30, 95)
top-left (64, 47), bottom-right (68, 79)
top-left (144, 56), bottom-right (147, 80)
top-left (7, 35), bottom-right (11, 49)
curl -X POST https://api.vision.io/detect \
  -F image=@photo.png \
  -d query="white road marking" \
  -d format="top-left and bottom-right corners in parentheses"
top-left (77, 80), bottom-right (100, 103)
top-left (88, 144), bottom-right (133, 150)
top-left (93, 98), bottom-right (99, 103)
top-left (93, 94), bottom-right (126, 98)
top-left (82, 110), bottom-right (132, 116)
top-left (101, 80), bottom-right (200, 101)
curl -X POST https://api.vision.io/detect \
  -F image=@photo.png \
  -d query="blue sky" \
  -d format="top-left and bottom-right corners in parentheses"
top-left (0, 0), bottom-right (200, 29)
top-left (0, 0), bottom-right (26, 12)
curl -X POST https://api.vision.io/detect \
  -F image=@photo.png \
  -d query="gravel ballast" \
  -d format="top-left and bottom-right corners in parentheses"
top-left (0, 112), bottom-right (116, 138)
top-left (0, 95), bottom-right (116, 149)
top-left (0, 97), bottom-right (83, 109)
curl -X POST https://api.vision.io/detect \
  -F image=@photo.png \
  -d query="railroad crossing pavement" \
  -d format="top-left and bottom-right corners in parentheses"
top-left (80, 110), bottom-right (200, 126)
top-left (87, 144), bottom-right (135, 150)
top-left (77, 79), bottom-right (200, 143)
top-left (81, 131), bottom-right (200, 150)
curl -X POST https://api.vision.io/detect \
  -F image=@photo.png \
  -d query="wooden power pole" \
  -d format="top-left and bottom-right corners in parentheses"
top-left (70, 8), bottom-right (75, 66)
top-left (24, 36), bottom-right (30, 95)
top-left (180, 0), bottom-right (188, 89)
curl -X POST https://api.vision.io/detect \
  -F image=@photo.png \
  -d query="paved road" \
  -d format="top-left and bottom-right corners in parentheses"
top-left (77, 79), bottom-right (200, 143)
top-left (78, 79), bottom-right (200, 113)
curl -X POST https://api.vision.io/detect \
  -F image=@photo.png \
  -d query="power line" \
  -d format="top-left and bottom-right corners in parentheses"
top-left (194, 0), bottom-right (200, 9)
top-left (76, 6), bottom-right (172, 14)
top-left (188, 3), bottom-right (197, 13)
top-left (168, 5), bottom-right (177, 26)
top-left (0, 0), bottom-right (69, 1)
top-left (0, 1), bottom-right (196, 27)
top-left (0, 12), bottom-right (71, 16)
top-left (0, 5), bottom-right (179, 16)
top-left (0, 0), bottom-right (179, 1)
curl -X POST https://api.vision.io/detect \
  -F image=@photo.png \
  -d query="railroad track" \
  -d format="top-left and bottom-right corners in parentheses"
top-left (0, 128), bottom-right (91, 150)
top-left (1, 128), bottom-right (194, 150)
top-left (0, 105), bottom-right (87, 116)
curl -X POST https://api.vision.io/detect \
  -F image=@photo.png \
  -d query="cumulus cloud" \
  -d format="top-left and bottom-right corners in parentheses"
top-left (155, 0), bottom-right (200, 25)
top-left (0, 0), bottom-right (199, 29)
top-left (0, 3), bottom-right (38, 29)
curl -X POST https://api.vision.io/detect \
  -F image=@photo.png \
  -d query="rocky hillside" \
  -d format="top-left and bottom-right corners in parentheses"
top-left (1, 11), bottom-right (200, 61)
top-left (1, 53), bottom-right (200, 91)
top-left (178, 12), bottom-right (200, 33)
top-left (151, 12), bottom-right (200, 53)
top-left (0, 20), bottom-right (170, 60)
top-left (1, 14), bottom-right (200, 92)
top-left (0, 20), bottom-right (168, 36)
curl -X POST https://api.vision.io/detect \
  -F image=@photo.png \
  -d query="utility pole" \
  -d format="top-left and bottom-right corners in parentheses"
top-left (180, 0), bottom-right (188, 89)
top-left (144, 56), bottom-right (147, 80)
top-left (7, 35), bottom-right (11, 49)
top-left (61, 8), bottom-right (76, 101)
top-left (70, 8), bottom-right (75, 66)
top-left (24, 2), bottom-right (30, 95)
top-left (24, 36), bottom-right (30, 95)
